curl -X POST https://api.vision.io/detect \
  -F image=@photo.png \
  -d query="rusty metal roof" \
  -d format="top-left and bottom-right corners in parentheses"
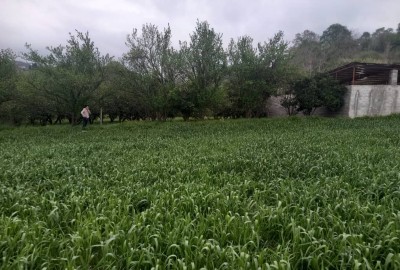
top-left (327, 62), bottom-right (400, 85)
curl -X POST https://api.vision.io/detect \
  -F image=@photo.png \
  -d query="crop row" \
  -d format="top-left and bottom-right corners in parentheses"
top-left (1, 117), bottom-right (400, 269)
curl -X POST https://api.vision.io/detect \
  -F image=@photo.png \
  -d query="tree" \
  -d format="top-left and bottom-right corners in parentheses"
top-left (258, 31), bottom-right (293, 93)
top-left (179, 20), bottom-right (227, 119)
top-left (370, 27), bottom-right (393, 62)
top-left (280, 92), bottom-right (298, 116)
top-left (370, 27), bottom-right (400, 63)
top-left (290, 30), bottom-right (323, 75)
top-left (0, 49), bottom-right (27, 124)
top-left (0, 49), bottom-right (17, 105)
top-left (293, 74), bottom-right (346, 115)
top-left (225, 31), bottom-right (293, 118)
top-left (359, 32), bottom-right (372, 51)
top-left (320, 24), bottom-right (357, 69)
top-left (23, 31), bottom-right (112, 124)
top-left (124, 24), bottom-right (180, 120)
top-left (97, 60), bottom-right (146, 122)
top-left (226, 36), bottom-right (264, 117)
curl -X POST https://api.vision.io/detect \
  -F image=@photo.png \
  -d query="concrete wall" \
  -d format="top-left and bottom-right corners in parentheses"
top-left (265, 96), bottom-right (288, 117)
top-left (345, 85), bottom-right (400, 118)
top-left (266, 85), bottom-right (400, 118)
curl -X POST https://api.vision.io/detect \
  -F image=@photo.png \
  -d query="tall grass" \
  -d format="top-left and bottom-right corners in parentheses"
top-left (1, 116), bottom-right (400, 269)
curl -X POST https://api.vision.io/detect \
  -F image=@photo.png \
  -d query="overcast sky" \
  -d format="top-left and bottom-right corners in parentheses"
top-left (1, 0), bottom-right (399, 59)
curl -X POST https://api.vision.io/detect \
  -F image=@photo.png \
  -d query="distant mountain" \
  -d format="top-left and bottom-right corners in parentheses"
top-left (15, 60), bottom-right (31, 70)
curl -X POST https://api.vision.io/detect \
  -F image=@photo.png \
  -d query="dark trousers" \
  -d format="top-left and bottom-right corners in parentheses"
top-left (82, 117), bottom-right (89, 128)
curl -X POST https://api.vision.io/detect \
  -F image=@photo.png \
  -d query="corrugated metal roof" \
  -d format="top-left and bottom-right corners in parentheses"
top-left (327, 62), bottom-right (400, 85)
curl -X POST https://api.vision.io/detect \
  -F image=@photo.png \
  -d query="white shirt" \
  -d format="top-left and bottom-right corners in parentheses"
top-left (81, 107), bottom-right (90, 118)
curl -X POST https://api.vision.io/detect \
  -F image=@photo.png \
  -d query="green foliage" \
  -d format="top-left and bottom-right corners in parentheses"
top-left (316, 74), bottom-right (347, 111)
top-left (292, 76), bottom-right (320, 114)
top-left (124, 24), bottom-right (180, 120)
top-left (22, 31), bottom-right (112, 124)
top-left (320, 24), bottom-right (358, 69)
top-left (179, 20), bottom-right (227, 119)
top-left (280, 93), bottom-right (298, 115)
top-left (290, 30), bottom-right (323, 75)
top-left (0, 49), bottom-right (17, 105)
top-left (226, 32), bottom-right (291, 118)
top-left (354, 27), bottom-right (400, 63)
top-left (258, 31), bottom-right (292, 93)
top-left (292, 74), bottom-right (347, 115)
top-left (94, 61), bottom-right (141, 121)
top-left (3, 21), bottom-right (400, 124)
top-left (291, 22), bottom-right (400, 74)
top-left (227, 36), bottom-right (265, 117)
top-left (1, 117), bottom-right (400, 268)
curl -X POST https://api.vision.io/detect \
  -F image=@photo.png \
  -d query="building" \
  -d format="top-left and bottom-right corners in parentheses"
top-left (328, 62), bottom-right (400, 118)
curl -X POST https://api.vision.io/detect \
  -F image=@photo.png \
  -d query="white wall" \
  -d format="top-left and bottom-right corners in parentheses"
top-left (266, 84), bottom-right (400, 118)
top-left (346, 85), bottom-right (400, 118)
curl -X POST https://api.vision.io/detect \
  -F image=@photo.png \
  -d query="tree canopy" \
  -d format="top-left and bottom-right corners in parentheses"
top-left (22, 31), bottom-right (112, 124)
top-left (0, 49), bottom-right (17, 105)
top-left (291, 74), bottom-right (347, 115)
top-left (1, 21), bottom-right (399, 124)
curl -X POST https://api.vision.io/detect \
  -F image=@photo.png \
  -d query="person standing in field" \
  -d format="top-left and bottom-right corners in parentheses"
top-left (81, 105), bottom-right (91, 129)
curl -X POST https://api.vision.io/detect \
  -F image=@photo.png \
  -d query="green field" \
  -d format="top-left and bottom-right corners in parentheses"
top-left (1, 117), bottom-right (400, 269)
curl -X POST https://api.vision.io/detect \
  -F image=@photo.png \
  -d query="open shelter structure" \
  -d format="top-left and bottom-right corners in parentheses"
top-left (328, 62), bottom-right (400, 118)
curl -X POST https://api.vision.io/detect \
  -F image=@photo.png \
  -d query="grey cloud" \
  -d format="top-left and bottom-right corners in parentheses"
top-left (1, 0), bottom-right (399, 58)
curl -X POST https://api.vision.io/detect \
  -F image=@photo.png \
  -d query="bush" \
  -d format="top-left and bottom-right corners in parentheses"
top-left (292, 74), bottom-right (347, 115)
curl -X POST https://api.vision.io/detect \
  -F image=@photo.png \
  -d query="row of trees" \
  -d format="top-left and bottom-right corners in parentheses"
top-left (1, 21), bottom-right (399, 125)
top-left (291, 23), bottom-right (400, 74)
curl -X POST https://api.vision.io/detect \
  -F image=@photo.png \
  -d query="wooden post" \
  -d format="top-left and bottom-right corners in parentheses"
top-left (352, 66), bottom-right (356, 85)
top-left (389, 69), bottom-right (398, 85)
top-left (100, 107), bottom-right (103, 125)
